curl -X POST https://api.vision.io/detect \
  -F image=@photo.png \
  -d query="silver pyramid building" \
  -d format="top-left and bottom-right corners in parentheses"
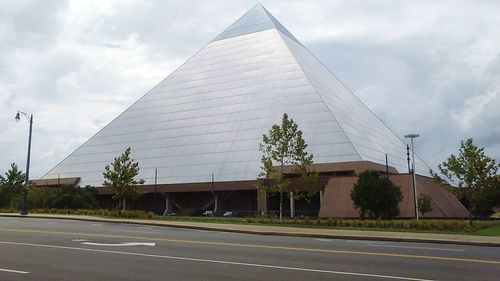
top-left (42, 4), bottom-right (429, 187)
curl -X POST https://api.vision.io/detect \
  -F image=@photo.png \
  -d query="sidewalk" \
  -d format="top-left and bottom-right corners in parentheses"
top-left (1, 213), bottom-right (499, 247)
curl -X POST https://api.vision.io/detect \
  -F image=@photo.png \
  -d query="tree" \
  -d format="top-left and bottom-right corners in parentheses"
top-left (431, 138), bottom-right (499, 224)
top-left (103, 147), bottom-right (144, 211)
top-left (297, 170), bottom-right (320, 202)
top-left (417, 193), bottom-right (433, 217)
top-left (0, 163), bottom-right (25, 208)
top-left (258, 113), bottom-right (315, 222)
top-left (350, 170), bottom-right (403, 219)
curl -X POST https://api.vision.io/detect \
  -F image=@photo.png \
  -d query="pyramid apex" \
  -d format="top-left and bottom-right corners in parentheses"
top-left (213, 4), bottom-right (299, 43)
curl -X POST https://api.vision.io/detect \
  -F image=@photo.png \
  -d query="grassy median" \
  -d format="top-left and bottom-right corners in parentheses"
top-left (155, 215), bottom-right (500, 236)
top-left (475, 225), bottom-right (500, 236)
top-left (1, 208), bottom-right (499, 236)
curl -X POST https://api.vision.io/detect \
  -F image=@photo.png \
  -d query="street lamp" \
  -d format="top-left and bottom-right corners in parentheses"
top-left (404, 133), bottom-right (419, 220)
top-left (15, 111), bottom-right (33, 216)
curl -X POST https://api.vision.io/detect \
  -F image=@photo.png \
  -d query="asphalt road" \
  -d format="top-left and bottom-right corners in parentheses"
top-left (0, 217), bottom-right (499, 281)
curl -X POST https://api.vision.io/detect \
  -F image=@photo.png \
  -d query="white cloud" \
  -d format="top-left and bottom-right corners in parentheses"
top-left (1, 0), bottom-right (499, 178)
top-left (451, 90), bottom-right (498, 130)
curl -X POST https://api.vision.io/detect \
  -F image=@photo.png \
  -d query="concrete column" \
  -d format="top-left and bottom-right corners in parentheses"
top-left (214, 192), bottom-right (219, 215)
top-left (320, 190), bottom-right (324, 205)
top-left (257, 189), bottom-right (267, 216)
top-left (163, 193), bottom-right (170, 216)
top-left (290, 191), bottom-right (295, 218)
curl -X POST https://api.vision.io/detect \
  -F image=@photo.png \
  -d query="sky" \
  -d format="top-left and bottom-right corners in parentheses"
top-left (1, 0), bottom-right (499, 179)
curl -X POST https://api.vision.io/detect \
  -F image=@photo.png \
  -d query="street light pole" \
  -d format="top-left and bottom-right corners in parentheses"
top-left (404, 133), bottom-right (419, 220)
top-left (15, 111), bottom-right (33, 216)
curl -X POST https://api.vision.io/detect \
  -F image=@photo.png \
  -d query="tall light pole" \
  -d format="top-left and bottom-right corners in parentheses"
top-left (15, 111), bottom-right (33, 216)
top-left (404, 133), bottom-right (419, 220)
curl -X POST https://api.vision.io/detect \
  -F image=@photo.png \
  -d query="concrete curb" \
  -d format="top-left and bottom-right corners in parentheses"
top-left (2, 213), bottom-right (499, 247)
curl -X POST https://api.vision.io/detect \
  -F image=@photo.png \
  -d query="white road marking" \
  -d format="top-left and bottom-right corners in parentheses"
top-left (315, 239), bottom-right (465, 252)
top-left (344, 240), bottom-right (381, 244)
top-left (0, 268), bottom-right (29, 274)
top-left (71, 239), bottom-right (89, 242)
top-left (108, 229), bottom-right (162, 235)
top-left (367, 244), bottom-right (465, 252)
top-left (0, 241), bottom-right (437, 281)
top-left (89, 223), bottom-right (102, 226)
top-left (82, 242), bottom-right (156, 247)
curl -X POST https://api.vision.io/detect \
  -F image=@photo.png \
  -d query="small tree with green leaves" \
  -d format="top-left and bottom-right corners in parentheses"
top-left (431, 138), bottom-right (499, 224)
top-left (0, 163), bottom-right (25, 208)
top-left (258, 113), bottom-right (315, 222)
top-left (297, 170), bottom-right (320, 201)
top-left (350, 170), bottom-right (403, 219)
top-left (103, 147), bottom-right (144, 211)
top-left (417, 193), bottom-right (433, 217)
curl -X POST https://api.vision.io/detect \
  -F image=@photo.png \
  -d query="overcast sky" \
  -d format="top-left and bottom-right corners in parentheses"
top-left (1, 0), bottom-right (499, 179)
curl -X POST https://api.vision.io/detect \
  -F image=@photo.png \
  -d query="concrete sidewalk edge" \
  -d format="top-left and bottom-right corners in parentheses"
top-left (1, 213), bottom-right (499, 247)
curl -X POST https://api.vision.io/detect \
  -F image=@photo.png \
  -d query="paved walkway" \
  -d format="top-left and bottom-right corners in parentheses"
top-left (1, 213), bottom-right (499, 247)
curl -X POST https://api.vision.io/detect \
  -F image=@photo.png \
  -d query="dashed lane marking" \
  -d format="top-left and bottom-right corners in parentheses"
top-left (366, 244), bottom-right (465, 252)
top-left (0, 228), bottom-right (498, 265)
top-left (0, 267), bottom-right (29, 274)
top-left (0, 241), bottom-right (435, 281)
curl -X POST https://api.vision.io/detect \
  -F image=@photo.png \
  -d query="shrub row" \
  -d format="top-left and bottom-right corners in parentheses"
top-left (283, 218), bottom-right (494, 231)
top-left (319, 218), bottom-right (497, 231)
top-left (1, 207), bottom-right (496, 232)
top-left (0, 208), bottom-right (154, 219)
top-left (158, 215), bottom-right (497, 232)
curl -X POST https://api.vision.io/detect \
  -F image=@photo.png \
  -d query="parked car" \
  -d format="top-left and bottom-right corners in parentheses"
top-left (202, 210), bottom-right (214, 216)
top-left (223, 211), bottom-right (236, 217)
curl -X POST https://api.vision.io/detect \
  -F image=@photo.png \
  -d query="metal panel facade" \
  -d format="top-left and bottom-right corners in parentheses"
top-left (42, 4), bottom-right (428, 187)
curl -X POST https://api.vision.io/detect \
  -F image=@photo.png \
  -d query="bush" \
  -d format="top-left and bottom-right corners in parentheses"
top-left (418, 193), bottom-right (434, 217)
top-left (316, 218), bottom-right (496, 232)
top-left (351, 171), bottom-right (403, 219)
top-left (28, 185), bottom-right (98, 209)
top-left (0, 208), bottom-right (16, 213)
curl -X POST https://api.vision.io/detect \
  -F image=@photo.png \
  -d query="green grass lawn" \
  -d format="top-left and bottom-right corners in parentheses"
top-left (2, 208), bottom-right (498, 236)
top-left (474, 225), bottom-right (500, 236)
top-left (156, 215), bottom-right (500, 236)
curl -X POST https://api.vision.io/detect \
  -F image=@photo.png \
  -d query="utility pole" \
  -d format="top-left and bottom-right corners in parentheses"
top-left (406, 144), bottom-right (411, 173)
top-left (385, 153), bottom-right (389, 179)
top-left (404, 134), bottom-right (420, 220)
